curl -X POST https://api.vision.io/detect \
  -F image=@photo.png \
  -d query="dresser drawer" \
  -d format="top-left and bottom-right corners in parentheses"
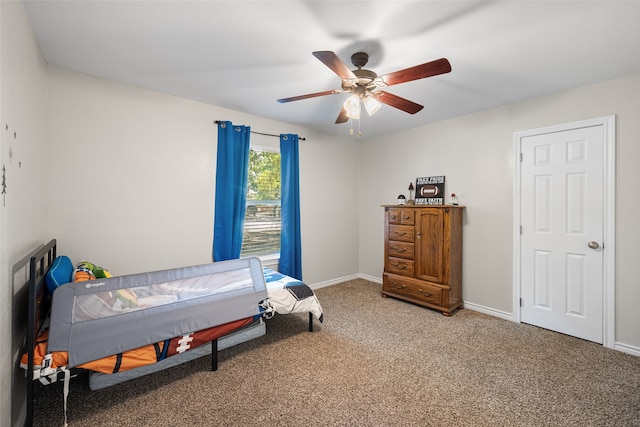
top-left (386, 257), bottom-right (414, 277)
top-left (387, 241), bottom-right (414, 260)
top-left (383, 275), bottom-right (443, 307)
top-left (388, 209), bottom-right (415, 225)
top-left (388, 225), bottom-right (414, 243)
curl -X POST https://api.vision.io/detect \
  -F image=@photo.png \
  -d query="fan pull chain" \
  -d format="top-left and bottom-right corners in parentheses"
top-left (348, 118), bottom-right (363, 137)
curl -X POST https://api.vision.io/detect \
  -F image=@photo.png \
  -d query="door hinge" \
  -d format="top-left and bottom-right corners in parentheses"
top-left (520, 152), bottom-right (523, 162)
top-left (520, 225), bottom-right (523, 235)
top-left (520, 298), bottom-right (523, 307)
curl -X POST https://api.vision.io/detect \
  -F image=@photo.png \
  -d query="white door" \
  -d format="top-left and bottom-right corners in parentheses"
top-left (517, 121), bottom-right (610, 344)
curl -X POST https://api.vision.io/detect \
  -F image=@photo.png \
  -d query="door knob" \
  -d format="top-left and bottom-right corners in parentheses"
top-left (587, 241), bottom-right (600, 249)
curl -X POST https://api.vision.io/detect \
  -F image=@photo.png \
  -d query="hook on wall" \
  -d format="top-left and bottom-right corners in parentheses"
top-left (1, 165), bottom-right (7, 207)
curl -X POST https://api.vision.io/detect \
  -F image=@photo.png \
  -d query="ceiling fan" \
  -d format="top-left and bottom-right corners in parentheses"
top-left (277, 51), bottom-right (451, 125)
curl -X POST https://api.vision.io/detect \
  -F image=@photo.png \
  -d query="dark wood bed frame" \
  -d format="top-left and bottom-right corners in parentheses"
top-left (20, 239), bottom-right (315, 426)
top-left (25, 239), bottom-right (57, 426)
top-left (22, 239), bottom-right (57, 427)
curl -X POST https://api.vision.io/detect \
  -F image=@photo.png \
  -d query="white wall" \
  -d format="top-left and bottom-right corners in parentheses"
top-left (0, 2), bottom-right (49, 426)
top-left (45, 66), bottom-right (360, 286)
top-left (358, 72), bottom-right (640, 350)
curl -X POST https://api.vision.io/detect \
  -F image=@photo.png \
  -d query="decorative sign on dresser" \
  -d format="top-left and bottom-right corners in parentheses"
top-left (415, 175), bottom-right (445, 205)
top-left (382, 205), bottom-right (464, 316)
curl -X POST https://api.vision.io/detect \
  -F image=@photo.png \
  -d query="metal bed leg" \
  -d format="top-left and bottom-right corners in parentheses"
top-left (26, 381), bottom-right (34, 427)
top-left (308, 312), bottom-right (313, 332)
top-left (211, 339), bottom-right (218, 371)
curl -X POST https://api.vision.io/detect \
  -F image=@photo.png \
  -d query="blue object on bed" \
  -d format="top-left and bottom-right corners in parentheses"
top-left (262, 268), bottom-right (286, 282)
top-left (45, 256), bottom-right (73, 295)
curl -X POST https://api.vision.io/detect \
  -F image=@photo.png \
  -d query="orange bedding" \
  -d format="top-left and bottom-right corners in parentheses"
top-left (22, 316), bottom-right (254, 375)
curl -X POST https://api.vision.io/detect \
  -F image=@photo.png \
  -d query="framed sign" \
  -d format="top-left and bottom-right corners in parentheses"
top-left (415, 176), bottom-right (445, 205)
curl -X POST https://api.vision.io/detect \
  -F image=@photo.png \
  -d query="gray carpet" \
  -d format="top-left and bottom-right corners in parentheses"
top-left (32, 279), bottom-right (640, 426)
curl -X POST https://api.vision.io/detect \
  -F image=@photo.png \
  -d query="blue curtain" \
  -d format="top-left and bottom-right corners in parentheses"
top-left (279, 134), bottom-right (302, 279)
top-left (213, 121), bottom-right (250, 261)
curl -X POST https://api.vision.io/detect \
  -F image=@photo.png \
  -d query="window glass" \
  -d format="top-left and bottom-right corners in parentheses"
top-left (240, 148), bottom-right (281, 257)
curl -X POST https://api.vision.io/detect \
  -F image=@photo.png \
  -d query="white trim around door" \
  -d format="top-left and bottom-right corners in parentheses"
top-left (513, 115), bottom-right (616, 349)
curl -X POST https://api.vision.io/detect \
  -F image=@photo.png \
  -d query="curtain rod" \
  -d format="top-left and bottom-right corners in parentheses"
top-left (214, 120), bottom-right (306, 141)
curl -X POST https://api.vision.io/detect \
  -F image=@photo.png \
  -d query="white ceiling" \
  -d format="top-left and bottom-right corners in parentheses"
top-left (22, 1), bottom-right (640, 140)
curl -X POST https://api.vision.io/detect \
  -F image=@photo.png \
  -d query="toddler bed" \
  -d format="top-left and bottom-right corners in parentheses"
top-left (20, 239), bottom-right (323, 427)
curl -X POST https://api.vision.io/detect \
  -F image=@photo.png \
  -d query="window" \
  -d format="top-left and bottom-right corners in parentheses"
top-left (240, 147), bottom-right (281, 258)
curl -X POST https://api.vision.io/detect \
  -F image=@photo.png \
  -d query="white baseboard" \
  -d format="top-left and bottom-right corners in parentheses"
top-left (308, 273), bottom-right (382, 290)
top-left (308, 274), bottom-right (360, 290)
top-left (462, 301), bottom-right (515, 321)
top-left (357, 273), bottom-right (382, 284)
top-left (614, 342), bottom-right (640, 357)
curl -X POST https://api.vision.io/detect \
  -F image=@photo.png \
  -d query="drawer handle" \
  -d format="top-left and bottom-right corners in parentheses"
top-left (391, 262), bottom-right (407, 270)
top-left (390, 282), bottom-right (406, 290)
top-left (394, 232), bottom-right (408, 237)
top-left (418, 289), bottom-right (433, 297)
top-left (390, 246), bottom-right (406, 253)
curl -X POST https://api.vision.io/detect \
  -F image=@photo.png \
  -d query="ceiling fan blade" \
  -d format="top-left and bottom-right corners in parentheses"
top-left (378, 58), bottom-right (451, 87)
top-left (312, 51), bottom-right (357, 81)
top-left (335, 108), bottom-right (349, 124)
top-left (375, 91), bottom-right (424, 114)
top-left (277, 89), bottom-right (342, 103)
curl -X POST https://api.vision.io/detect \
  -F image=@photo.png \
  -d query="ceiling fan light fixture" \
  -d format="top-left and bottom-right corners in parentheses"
top-left (343, 93), bottom-right (361, 119)
top-left (363, 94), bottom-right (382, 116)
top-left (278, 51), bottom-right (451, 134)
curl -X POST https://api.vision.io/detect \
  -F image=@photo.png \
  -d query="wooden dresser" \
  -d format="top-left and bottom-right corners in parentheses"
top-left (382, 205), bottom-right (464, 316)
